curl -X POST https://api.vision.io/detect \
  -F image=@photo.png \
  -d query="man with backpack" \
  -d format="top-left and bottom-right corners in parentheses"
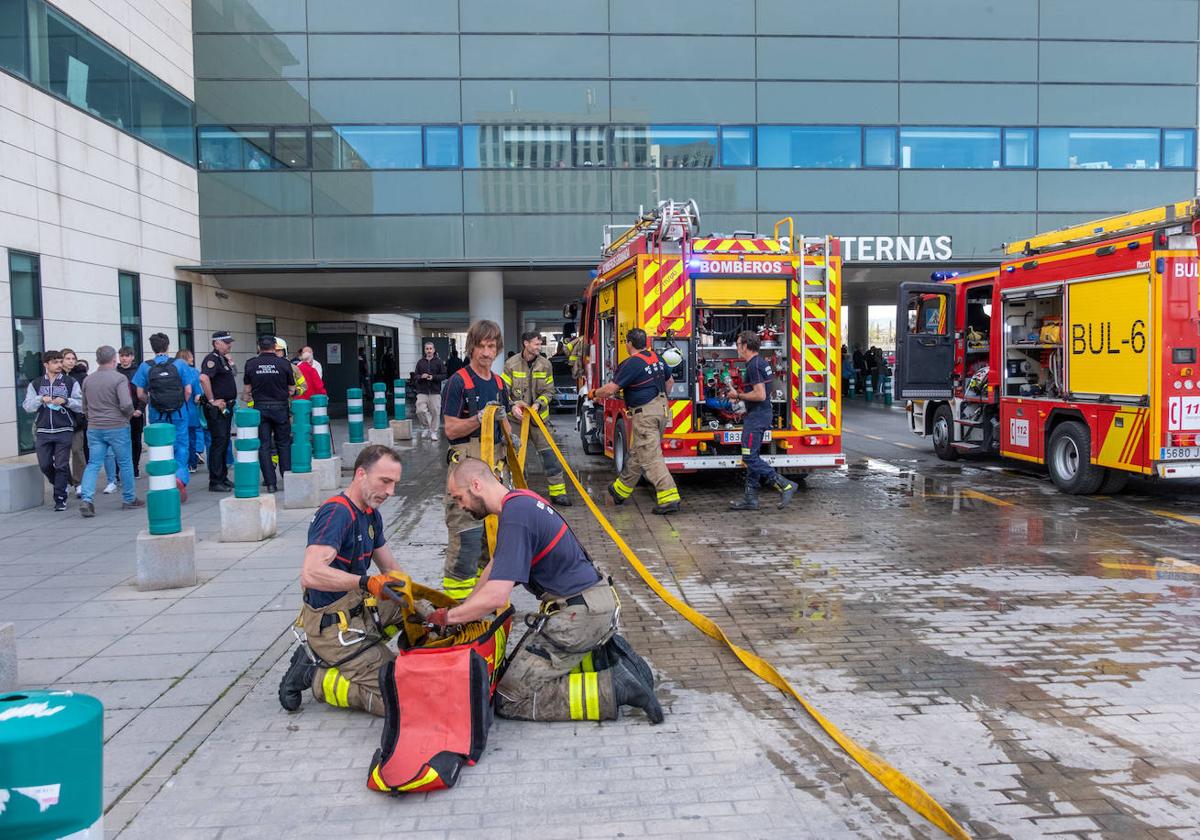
top-left (132, 332), bottom-right (193, 499)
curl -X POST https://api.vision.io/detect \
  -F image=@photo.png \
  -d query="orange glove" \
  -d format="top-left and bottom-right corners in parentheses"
top-left (360, 571), bottom-right (404, 600)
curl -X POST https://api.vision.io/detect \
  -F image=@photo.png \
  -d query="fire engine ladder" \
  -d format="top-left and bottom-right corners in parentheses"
top-left (797, 236), bottom-right (834, 430)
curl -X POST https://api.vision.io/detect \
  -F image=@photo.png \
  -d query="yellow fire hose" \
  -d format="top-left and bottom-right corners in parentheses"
top-left (474, 406), bottom-right (970, 839)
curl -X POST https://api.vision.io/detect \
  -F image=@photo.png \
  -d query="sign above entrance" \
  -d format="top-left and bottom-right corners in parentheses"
top-left (687, 257), bottom-right (790, 276)
top-left (840, 235), bottom-right (953, 262)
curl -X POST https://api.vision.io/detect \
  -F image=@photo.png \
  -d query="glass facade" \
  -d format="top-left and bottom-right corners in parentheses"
top-left (9, 251), bottom-right (43, 455)
top-left (176, 282), bottom-right (194, 352)
top-left (0, 0), bottom-right (195, 164)
top-left (118, 271), bottom-right (141, 354)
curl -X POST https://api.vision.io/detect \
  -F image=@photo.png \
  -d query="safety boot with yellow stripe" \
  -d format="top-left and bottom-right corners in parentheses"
top-left (612, 658), bottom-right (663, 724)
top-left (278, 646), bottom-right (316, 711)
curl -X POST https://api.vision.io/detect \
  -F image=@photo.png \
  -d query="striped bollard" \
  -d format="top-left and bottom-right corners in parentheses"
top-left (144, 423), bottom-right (181, 535)
top-left (883, 369), bottom-right (894, 406)
top-left (312, 394), bottom-right (332, 460)
top-left (372, 382), bottom-right (389, 429)
top-left (393, 379), bottom-right (407, 420)
top-left (291, 399), bottom-right (313, 474)
top-left (347, 388), bottom-right (365, 443)
top-left (233, 408), bottom-right (261, 499)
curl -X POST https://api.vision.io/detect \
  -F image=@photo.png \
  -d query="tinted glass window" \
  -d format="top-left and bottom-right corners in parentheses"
top-left (1163, 129), bottom-right (1195, 169)
top-left (423, 125), bottom-right (460, 168)
top-left (899, 127), bottom-right (1001, 169)
top-left (1039, 127), bottom-right (1160, 170)
top-left (131, 67), bottom-right (195, 164)
top-left (45, 9), bottom-right (131, 128)
top-left (312, 125), bottom-right (421, 169)
top-left (0, 0), bottom-right (28, 77)
top-left (464, 124), bottom-right (574, 168)
top-left (1003, 128), bottom-right (1035, 168)
top-left (573, 126), bottom-right (607, 168)
top-left (274, 128), bottom-right (309, 169)
top-left (198, 126), bottom-right (273, 170)
top-left (612, 126), bottom-right (717, 168)
top-left (10, 251), bottom-right (43, 455)
top-left (758, 125), bottom-right (862, 168)
top-left (864, 126), bottom-right (896, 167)
top-left (720, 125), bottom-right (755, 167)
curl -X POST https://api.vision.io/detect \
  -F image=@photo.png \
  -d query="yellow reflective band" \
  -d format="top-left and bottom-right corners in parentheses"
top-left (383, 624), bottom-right (399, 639)
top-left (548, 483), bottom-right (566, 495)
top-left (442, 576), bottom-right (477, 600)
top-left (321, 668), bottom-right (339, 706)
top-left (398, 767), bottom-right (440, 791)
top-left (511, 371), bottom-right (527, 378)
top-left (613, 479), bottom-right (634, 498)
top-left (656, 488), bottom-right (681, 504)
top-left (584, 670), bottom-right (600, 720)
top-left (533, 371), bottom-right (550, 378)
top-left (371, 766), bottom-right (391, 791)
top-left (335, 675), bottom-right (350, 708)
top-left (568, 672), bottom-right (584, 720)
top-left (740, 448), bottom-right (750, 455)
top-left (579, 651), bottom-right (595, 672)
top-left (500, 372), bottom-right (512, 384)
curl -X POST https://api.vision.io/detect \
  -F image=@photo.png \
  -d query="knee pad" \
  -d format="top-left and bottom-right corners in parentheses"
top-left (539, 447), bottom-right (559, 476)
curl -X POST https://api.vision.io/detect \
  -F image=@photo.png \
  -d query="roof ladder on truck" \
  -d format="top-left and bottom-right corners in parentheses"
top-left (796, 235), bottom-right (835, 431)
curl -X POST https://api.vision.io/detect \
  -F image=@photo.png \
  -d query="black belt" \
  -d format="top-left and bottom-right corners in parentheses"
top-left (317, 602), bottom-right (364, 630)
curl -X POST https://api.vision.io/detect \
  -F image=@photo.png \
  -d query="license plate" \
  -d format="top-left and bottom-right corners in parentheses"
top-left (721, 430), bottom-right (771, 444)
top-left (1160, 446), bottom-right (1200, 461)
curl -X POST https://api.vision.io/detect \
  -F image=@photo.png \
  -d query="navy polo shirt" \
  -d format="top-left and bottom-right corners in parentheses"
top-left (742, 354), bottom-right (774, 421)
top-left (613, 350), bottom-right (666, 409)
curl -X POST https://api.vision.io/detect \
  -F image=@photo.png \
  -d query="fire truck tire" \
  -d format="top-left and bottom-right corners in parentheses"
top-left (931, 405), bottom-right (958, 461)
top-left (1097, 469), bottom-right (1130, 495)
top-left (1047, 421), bottom-right (1105, 495)
top-left (613, 424), bottom-right (628, 475)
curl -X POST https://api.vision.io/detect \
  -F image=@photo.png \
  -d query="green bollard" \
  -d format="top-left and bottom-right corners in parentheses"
top-left (0, 690), bottom-right (103, 838)
top-left (311, 394), bottom-right (332, 460)
top-left (372, 382), bottom-right (388, 430)
top-left (864, 374), bottom-right (874, 402)
top-left (291, 399), bottom-right (313, 474)
top-left (393, 379), bottom-right (407, 420)
top-left (347, 388), bottom-right (365, 443)
top-left (143, 423), bottom-right (181, 535)
top-left (883, 369), bottom-right (894, 406)
top-left (233, 408), bottom-right (261, 499)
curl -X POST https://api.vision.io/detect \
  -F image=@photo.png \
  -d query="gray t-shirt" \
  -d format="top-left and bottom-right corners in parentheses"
top-left (82, 367), bottom-right (134, 429)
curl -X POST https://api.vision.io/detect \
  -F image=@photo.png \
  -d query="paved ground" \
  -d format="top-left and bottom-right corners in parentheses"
top-left (3, 401), bottom-right (1200, 839)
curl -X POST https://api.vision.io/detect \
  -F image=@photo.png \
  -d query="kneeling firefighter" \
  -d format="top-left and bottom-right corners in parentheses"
top-left (436, 456), bottom-right (663, 723)
top-left (278, 443), bottom-right (412, 715)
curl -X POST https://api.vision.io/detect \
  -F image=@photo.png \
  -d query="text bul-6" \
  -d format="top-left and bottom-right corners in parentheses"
top-left (1070, 320), bottom-right (1147, 355)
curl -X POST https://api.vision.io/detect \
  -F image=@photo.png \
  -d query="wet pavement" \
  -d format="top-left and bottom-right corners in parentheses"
top-left (5, 403), bottom-right (1199, 838)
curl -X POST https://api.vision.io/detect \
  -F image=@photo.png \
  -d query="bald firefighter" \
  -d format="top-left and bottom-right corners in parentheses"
top-left (437, 457), bottom-right (662, 724)
top-left (502, 331), bottom-right (571, 507)
top-left (590, 328), bottom-right (681, 514)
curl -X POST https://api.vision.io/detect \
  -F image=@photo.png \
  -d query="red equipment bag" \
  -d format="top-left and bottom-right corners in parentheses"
top-left (367, 607), bottom-right (513, 794)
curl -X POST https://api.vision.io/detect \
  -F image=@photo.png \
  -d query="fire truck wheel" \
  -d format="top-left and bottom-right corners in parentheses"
top-left (613, 424), bottom-right (628, 475)
top-left (931, 405), bottom-right (958, 461)
top-left (1097, 469), bottom-right (1130, 495)
top-left (1047, 421), bottom-right (1105, 494)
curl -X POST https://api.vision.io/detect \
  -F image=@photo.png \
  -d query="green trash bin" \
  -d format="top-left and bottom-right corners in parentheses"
top-left (0, 690), bottom-right (103, 839)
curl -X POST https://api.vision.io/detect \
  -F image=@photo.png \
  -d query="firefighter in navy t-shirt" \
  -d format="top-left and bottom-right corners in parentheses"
top-left (278, 444), bottom-right (410, 715)
top-left (589, 328), bottom-right (681, 514)
top-left (726, 330), bottom-right (798, 511)
top-left (435, 457), bottom-right (663, 724)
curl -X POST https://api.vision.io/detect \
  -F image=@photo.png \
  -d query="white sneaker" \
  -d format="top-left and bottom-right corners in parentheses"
top-left (102, 481), bottom-right (118, 495)
top-left (73, 485), bottom-right (82, 498)
top-left (429, 430), bottom-right (439, 441)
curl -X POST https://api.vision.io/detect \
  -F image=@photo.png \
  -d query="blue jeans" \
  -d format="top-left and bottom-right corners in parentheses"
top-left (148, 407), bottom-right (191, 485)
top-left (81, 428), bottom-right (136, 503)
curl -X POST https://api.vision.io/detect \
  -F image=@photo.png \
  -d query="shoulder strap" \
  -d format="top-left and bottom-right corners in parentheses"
top-left (325, 494), bottom-right (358, 524)
top-left (493, 373), bottom-right (504, 390)
top-left (457, 367), bottom-right (474, 388)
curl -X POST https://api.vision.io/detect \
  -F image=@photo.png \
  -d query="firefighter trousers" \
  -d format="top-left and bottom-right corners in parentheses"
top-left (301, 590), bottom-right (404, 716)
top-left (443, 439), bottom-right (507, 600)
top-left (742, 413), bottom-right (785, 487)
top-left (526, 420), bottom-right (567, 499)
top-left (611, 396), bottom-right (680, 507)
top-left (496, 583), bottom-right (618, 722)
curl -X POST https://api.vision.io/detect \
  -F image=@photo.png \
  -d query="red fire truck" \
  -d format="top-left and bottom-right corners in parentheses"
top-left (569, 200), bottom-right (844, 475)
top-left (896, 201), bottom-right (1200, 493)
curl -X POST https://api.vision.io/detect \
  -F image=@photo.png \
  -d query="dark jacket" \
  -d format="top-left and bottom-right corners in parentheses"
top-left (67, 362), bottom-right (89, 428)
top-left (414, 355), bottom-right (447, 395)
top-left (22, 374), bottom-right (83, 434)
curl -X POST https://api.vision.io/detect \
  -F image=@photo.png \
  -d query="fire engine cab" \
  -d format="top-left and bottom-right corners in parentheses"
top-left (895, 200), bottom-right (1200, 494)
top-left (569, 200), bottom-right (844, 474)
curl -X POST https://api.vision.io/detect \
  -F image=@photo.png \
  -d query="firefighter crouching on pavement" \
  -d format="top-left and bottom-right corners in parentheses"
top-left (590, 328), bottom-right (681, 514)
top-left (502, 330), bottom-right (572, 507)
top-left (438, 457), bottom-right (663, 723)
top-left (728, 330), bottom-right (799, 511)
top-left (278, 444), bottom-right (408, 715)
top-left (441, 319), bottom-right (525, 600)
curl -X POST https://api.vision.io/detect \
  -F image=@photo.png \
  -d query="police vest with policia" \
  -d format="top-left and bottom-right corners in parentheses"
top-left (502, 330), bottom-right (571, 507)
top-left (440, 319), bottom-right (528, 600)
top-left (437, 456), bottom-right (663, 724)
top-left (589, 328), bottom-right (681, 515)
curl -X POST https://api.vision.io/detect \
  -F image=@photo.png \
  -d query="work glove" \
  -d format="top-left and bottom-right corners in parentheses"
top-left (425, 608), bottom-right (451, 629)
top-left (360, 571), bottom-right (405, 600)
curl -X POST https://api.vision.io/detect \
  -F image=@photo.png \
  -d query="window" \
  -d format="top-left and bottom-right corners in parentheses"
top-left (573, 126), bottom-right (607, 168)
top-left (0, 0), bottom-right (29, 77)
top-left (312, 125), bottom-right (421, 170)
top-left (758, 126), bottom-right (862, 169)
top-left (256, 316), bottom-right (276, 342)
top-left (118, 271), bottom-right (141, 354)
top-left (1163, 129), bottom-right (1195, 169)
top-left (9, 251), bottom-right (43, 455)
top-left (43, 8), bottom-right (131, 128)
top-left (176, 281), bottom-right (193, 352)
top-left (273, 128), bottom-right (309, 169)
top-left (1003, 128), bottom-right (1035, 168)
top-left (864, 127), bottom-right (896, 168)
top-left (423, 125), bottom-right (460, 168)
top-left (899, 127), bottom-right (1001, 169)
top-left (131, 67), bottom-right (195, 164)
top-left (1038, 128), bottom-right (1160, 170)
top-left (612, 126), bottom-right (717, 169)
top-left (464, 124), bottom-right (574, 169)
top-left (720, 126), bottom-right (755, 168)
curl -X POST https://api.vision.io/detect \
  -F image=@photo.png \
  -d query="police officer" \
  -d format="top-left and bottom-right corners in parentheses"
top-left (590, 328), bottom-right (681, 514)
top-left (440, 319), bottom-right (525, 599)
top-left (242, 335), bottom-right (294, 493)
top-left (199, 330), bottom-right (236, 492)
top-left (726, 331), bottom-right (799, 511)
top-left (278, 444), bottom-right (409, 715)
top-left (440, 457), bottom-right (662, 724)
top-left (502, 330), bottom-right (571, 506)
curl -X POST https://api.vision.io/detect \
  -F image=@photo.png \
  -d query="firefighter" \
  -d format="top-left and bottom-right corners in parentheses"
top-left (726, 330), bottom-right (799, 510)
top-left (438, 457), bottom-right (663, 724)
top-left (502, 330), bottom-right (571, 507)
top-left (278, 444), bottom-right (409, 715)
top-left (590, 328), bottom-right (681, 514)
top-left (440, 319), bottom-right (524, 600)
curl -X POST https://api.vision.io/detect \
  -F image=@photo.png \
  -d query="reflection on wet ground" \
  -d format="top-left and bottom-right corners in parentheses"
top-left (557, 404), bottom-right (1200, 838)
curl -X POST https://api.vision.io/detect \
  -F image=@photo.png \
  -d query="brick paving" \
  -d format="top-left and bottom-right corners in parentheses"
top-left (3, 405), bottom-right (1199, 839)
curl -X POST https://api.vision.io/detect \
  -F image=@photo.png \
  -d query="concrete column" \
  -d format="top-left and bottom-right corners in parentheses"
top-left (848, 304), bottom-right (869, 353)
top-left (504, 298), bottom-right (519, 357)
top-left (468, 270), bottom-right (505, 373)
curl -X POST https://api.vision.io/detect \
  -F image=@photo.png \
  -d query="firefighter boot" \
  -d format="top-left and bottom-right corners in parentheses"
top-left (729, 480), bottom-right (760, 511)
top-left (775, 478), bottom-right (799, 509)
top-left (611, 658), bottom-right (664, 724)
top-left (651, 500), bottom-right (680, 515)
top-left (606, 633), bottom-right (654, 688)
top-left (278, 646), bottom-right (316, 712)
top-left (550, 494), bottom-right (573, 507)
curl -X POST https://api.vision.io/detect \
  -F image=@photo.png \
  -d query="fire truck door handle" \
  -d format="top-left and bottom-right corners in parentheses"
top-left (916, 338), bottom-right (938, 347)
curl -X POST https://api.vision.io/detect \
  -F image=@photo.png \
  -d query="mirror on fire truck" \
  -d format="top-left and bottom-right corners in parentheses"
top-left (562, 303), bottom-right (578, 320)
top-left (894, 282), bottom-right (956, 400)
